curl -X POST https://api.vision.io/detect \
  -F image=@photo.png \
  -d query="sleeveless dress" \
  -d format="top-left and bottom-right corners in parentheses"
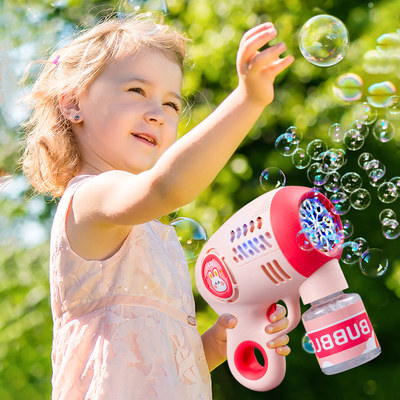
top-left (49, 175), bottom-right (212, 399)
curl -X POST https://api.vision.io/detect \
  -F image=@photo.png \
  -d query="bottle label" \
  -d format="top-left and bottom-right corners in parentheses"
top-left (303, 300), bottom-right (379, 369)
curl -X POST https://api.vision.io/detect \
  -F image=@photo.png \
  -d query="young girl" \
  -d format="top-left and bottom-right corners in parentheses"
top-left (21, 14), bottom-right (294, 399)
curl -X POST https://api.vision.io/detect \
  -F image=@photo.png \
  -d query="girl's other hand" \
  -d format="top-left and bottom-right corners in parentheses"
top-left (265, 304), bottom-right (291, 356)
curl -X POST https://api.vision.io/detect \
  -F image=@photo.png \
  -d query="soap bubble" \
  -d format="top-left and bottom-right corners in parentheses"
top-left (307, 139), bottom-right (328, 160)
top-left (299, 14), bottom-right (349, 67)
top-left (390, 177), bottom-right (400, 191)
top-left (302, 334), bottom-right (315, 354)
top-left (341, 172), bottom-right (362, 193)
top-left (349, 120), bottom-right (369, 138)
top-left (353, 102), bottom-right (378, 125)
top-left (275, 133), bottom-right (299, 156)
top-left (359, 248), bottom-right (389, 278)
top-left (367, 160), bottom-right (386, 187)
top-left (382, 219), bottom-right (400, 239)
top-left (333, 73), bottom-right (363, 102)
top-left (340, 218), bottom-right (354, 239)
top-left (340, 241), bottom-right (360, 264)
top-left (329, 123), bottom-right (344, 142)
top-left (350, 188), bottom-right (371, 210)
top-left (372, 119), bottom-right (395, 142)
top-left (353, 237), bottom-right (368, 256)
top-left (379, 208), bottom-right (396, 223)
top-left (292, 148), bottom-right (311, 169)
top-left (367, 81), bottom-right (396, 108)
top-left (386, 95), bottom-right (400, 119)
top-left (329, 192), bottom-right (351, 215)
top-left (286, 126), bottom-right (303, 141)
top-left (343, 129), bottom-right (365, 151)
top-left (321, 149), bottom-right (346, 171)
top-left (307, 163), bottom-right (329, 186)
top-left (377, 181), bottom-right (398, 203)
top-left (170, 217), bottom-right (208, 261)
top-left (324, 171), bottom-right (341, 193)
top-left (358, 152), bottom-right (374, 169)
top-left (296, 229), bottom-right (314, 251)
top-left (260, 168), bottom-right (286, 192)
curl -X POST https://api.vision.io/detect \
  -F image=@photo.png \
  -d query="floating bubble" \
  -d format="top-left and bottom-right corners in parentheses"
top-left (169, 217), bottom-right (208, 261)
top-left (349, 120), bottom-right (369, 138)
top-left (340, 241), bottom-right (360, 264)
top-left (260, 168), bottom-right (286, 192)
top-left (329, 123), bottom-right (344, 142)
top-left (377, 181), bottom-right (398, 203)
top-left (359, 248), bottom-right (389, 278)
top-left (379, 208), bottom-right (396, 223)
top-left (343, 129), bottom-right (365, 151)
top-left (333, 73), bottom-right (363, 102)
top-left (340, 218), bottom-right (354, 239)
top-left (358, 152), bottom-right (374, 169)
top-left (329, 191), bottom-right (351, 215)
top-left (353, 237), bottom-right (368, 256)
top-left (376, 32), bottom-right (400, 53)
top-left (382, 219), bottom-right (400, 239)
top-left (307, 163), bottom-right (329, 186)
top-left (286, 126), bottom-right (303, 141)
top-left (389, 176), bottom-right (400, 191)
top-left (292, 147), bottom-right (311, 169)
top-left (321, 149), bottom-right (346, 171)
top-left (350, 188), bottom-right (371, 210)
top-left (372, 119), bottom-right (395, 142)
top-left (324, 171), bottom-right (341, 193)
top-left (296, 229), bottom-right (314, 251)
top-left (367, 81), bottom-right (396, 108)
top-left (306, 139), bottom-right (328, 160)
top-left (299, 14), bottom-right (349, 67)
top-left (386, 95), bottom-right (400, 119)
top-left (302, 334), bottom-right (315, 354)
top-left (275, 133), bottom-right (299, 156)
top-left (340, 172), bottom-right (362, 193)
top-left (353, 102), bottom-right (378, 125)
top-left (367, 160), bottom-right (386, 187)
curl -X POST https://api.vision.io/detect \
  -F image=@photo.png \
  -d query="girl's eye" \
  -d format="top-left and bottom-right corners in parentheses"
top-left (129, 87), bottom-right (145, 95)
top-left (164, 102), bottom-right (180, 112)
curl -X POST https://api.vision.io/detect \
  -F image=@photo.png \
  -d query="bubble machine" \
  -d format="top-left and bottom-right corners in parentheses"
top-left (195, 186), bottom-right (380, 391)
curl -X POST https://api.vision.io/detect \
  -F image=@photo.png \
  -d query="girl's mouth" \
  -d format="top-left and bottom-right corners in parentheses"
top-left (132, 133), bottom-right (157, 146)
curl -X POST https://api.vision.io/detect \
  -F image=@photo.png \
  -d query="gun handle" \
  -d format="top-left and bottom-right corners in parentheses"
top-left (226, 296), bottom-right (301, 392)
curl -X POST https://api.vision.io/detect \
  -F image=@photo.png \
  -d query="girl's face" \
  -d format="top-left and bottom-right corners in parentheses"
top-left (75, 48), bottom-right (183, 175)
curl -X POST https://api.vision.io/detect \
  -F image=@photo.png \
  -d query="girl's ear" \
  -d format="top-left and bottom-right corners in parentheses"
top-left (59, 93), bottom-right (83, 124)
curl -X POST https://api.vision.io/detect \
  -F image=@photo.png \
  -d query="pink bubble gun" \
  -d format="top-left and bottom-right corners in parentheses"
top-left (195, 186), bottom-right (380, 391)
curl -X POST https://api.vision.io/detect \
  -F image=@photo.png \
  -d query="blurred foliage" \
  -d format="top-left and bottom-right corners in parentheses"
top-left (1, 0), bottom-right (400, 399)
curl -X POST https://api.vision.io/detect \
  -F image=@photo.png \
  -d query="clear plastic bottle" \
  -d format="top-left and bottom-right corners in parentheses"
top-left (302, 291), bottom-right (381, 375)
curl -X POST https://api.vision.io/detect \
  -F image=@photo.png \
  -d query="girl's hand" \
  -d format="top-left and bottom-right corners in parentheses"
top-left (265, 304), bottom-right (291, 356)
top-left (236, 22), bottom-right (294, 108)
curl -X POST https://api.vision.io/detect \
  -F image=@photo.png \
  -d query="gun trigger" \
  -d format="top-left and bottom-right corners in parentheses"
top-left (267, 303), bottom-right (277, 322)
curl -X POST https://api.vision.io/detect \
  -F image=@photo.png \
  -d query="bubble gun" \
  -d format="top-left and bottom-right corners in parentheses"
top-left (195, 186), bottom-right (380, 391)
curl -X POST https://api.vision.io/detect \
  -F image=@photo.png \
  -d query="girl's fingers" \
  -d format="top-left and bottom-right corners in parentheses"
top-left (267, 334), bottom-right (290, 349)
top-left (266, 316), bottom-right (289, 333)
top-left (275, 345), bottom-right (291, 356)
top-left (268, 304), bottom-right (287, 323)
top-left (249, 42), bottom-right (288, 72)
top-left (240, 22), bottom-right (275, 46)
top-left (267, 55), bottom-right (295, 78)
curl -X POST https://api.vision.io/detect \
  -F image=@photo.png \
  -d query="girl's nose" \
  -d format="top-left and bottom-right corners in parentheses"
top-left (144, 105), bottom-right (165, 125)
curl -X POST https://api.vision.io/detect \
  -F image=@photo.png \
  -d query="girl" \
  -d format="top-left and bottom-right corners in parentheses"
top-left (21, 14), bottom-right (294, 399)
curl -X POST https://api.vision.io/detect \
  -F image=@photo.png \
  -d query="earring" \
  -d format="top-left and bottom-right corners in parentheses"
top-left (74, 115), bottom-right (80, 121)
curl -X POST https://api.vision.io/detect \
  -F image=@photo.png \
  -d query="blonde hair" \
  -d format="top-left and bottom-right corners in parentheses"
top-left (20, 14), bottom-right (187, 198)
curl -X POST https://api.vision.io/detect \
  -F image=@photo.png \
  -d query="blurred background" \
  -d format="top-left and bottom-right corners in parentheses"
top-left (1, 0), bottom-right (400, 399)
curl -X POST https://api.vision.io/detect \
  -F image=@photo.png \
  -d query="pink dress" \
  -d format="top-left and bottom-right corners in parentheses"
top-left (49, 175), bottom-right (212, 399)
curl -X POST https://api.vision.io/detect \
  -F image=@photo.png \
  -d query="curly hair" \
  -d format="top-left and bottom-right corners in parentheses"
top-left (20, 14), bottom-right (187, 198)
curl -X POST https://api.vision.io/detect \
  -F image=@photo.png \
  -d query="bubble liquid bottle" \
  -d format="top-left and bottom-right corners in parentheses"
top-left (302, 291), bottom-right (381, 374)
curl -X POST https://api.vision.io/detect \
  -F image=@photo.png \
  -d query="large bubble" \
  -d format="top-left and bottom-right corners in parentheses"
top-left (260, 168), bottom-right (286, 192)
top-left (333, 73), bottom-right (363, 102)
top-left (359, 248), bottom-right (389, 278)
top-left (299, 14), bottom-right (349, 67)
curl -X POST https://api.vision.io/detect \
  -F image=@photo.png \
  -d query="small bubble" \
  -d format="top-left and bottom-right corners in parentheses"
top-left (353, 237), bottom-right (368, 256)
top-left (341, 218), bottom-right (354, 239)
top-left (341, 172), bottom-right (363, 193)
top-left (390, 176), bottom-right (400, 191)
top-left (358, 152), bottom-right (374, 170)
top-left (169, 217), bottom-right (208, 261)
top-left (379, 208), bottom-right (396, 223)
top-left (340, 241), bottom-right (360, 264)
top-left (307, 163), bottom-right (329, 186)
top-left (324, 171), bottom-right (341, 193)
top-left (382, 219), bottom-right (400, 239)
top-left (260, 168), bottom-right (286, 192)
top-left (299, 14), bottom-right (349, 67)
top-left (329, 191), bottom-right (351, 215)
top-left (386, 95), bottom-right (400, 119)
top-left (353, 102), bottom-right (378, 125)
top-left (286, 126), bottom-right (303, 141)
top-left (302, 334), bottom-right (315, 354)
top-left (307, 139), bottom-right (328, 160)
top-left (321, 149), bottom-right (346, 171)
top-left (359, 248), bottom-right (389, 278)
top-left (275, 133), bottom-right (299, 156)
top-left (377, 181), bottom-right (398, 203)
top-left (350, 188), bottom-right (371, 210)
top-left (343, 129), bottom-right (365, 151)
top-left (296, 229), bottom-right (314, 251)
top-left (372, 119), bottom-right (395, 142)
top-left (329, 123), bottom-right (344, 142)
top-left (350, 120), bottom-right (369, 138)
top-left (292, 147), bottom-right (311, 169)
